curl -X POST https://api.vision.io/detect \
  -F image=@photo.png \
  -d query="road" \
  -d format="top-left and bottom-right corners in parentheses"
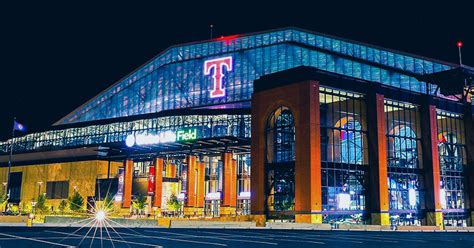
top-left (0, 226), bottom-right (473, 247)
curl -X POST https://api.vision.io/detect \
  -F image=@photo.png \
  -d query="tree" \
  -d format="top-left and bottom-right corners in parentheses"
top-left (167, 193), bottom-right (181, 212)
top-left (95, 194), bottom-right (115, 216)
top-left (103, 194), bottom-right (114, 211)
top-left (132, 195), bottom-right (147, 216)
top-left (35, 194), bottom-right (49, 214)
top-left (58, 199), bottom-right (68, 214)
top-left (69, 191), bottom-right (84, 212)
top-left (0, 194), bottom-right (7, 212)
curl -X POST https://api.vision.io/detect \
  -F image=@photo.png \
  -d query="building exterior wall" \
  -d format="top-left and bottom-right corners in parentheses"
top-left (0, 160), bottom-right (121, 210)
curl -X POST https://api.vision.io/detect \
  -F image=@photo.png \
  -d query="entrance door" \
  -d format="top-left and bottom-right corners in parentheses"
top-left (8, 172), bottom-right (22, 203)
top-left (205, 200), bottom-right (221, 217)
top-left (265, 163), bottom-right (295, 220)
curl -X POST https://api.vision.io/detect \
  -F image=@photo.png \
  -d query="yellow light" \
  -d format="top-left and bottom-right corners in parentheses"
top-left (95, 210), bottom-right (106, 221)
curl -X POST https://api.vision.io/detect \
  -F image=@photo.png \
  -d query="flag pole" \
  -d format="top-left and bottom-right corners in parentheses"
top-left (6, 117), bottom-right (16, 201)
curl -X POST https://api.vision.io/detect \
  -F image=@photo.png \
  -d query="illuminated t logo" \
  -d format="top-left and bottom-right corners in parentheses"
top-left (204, 56), bottom-right (233, 98)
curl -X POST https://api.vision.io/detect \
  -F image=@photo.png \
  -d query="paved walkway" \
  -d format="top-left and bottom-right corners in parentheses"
top-left (1, 226), bottom-right (474, 247)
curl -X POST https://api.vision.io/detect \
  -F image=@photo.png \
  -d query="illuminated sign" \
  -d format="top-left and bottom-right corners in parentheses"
top-left (204, 56), bottom-right (233, 98)
top-left (205, 192), bottom-right (221, 201)
top-left (177, 193), bottom-right (186, 201)
top-left (238, 191), bottom-right (251, 199)
top-left (176, 128), bottom-right (197, 142)
top-left (125, 128), bottom-right (199, 147)
top-left (125, 131), bottom-right (176, 147)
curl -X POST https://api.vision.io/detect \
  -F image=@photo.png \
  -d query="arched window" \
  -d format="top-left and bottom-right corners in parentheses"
top-left (392, 125), bottom-right (418, 168)
top-left (438, 132), bottom-right (462, 170)
top-left (266, 107), bottom-right (296, 163)
top-left (336, 117), bottom-right (363, 164)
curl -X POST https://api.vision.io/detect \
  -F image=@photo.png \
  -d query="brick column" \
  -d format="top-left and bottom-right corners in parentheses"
top-left (167, 163), bottom-right (176, 178)
top-left (184, 155), bottom-right (202, 216)
top-left (196, 161), bottom-right (206, 208)
top-left (251, 91), bottom-right (266, 226)
top-left (122, 160), bottom-right (133, 208)
top-left (165, 162), bottom-right (171, 178)
top-left (222, 152), bottom-right (237, 215)
top-left (294, 81), bottom-right (322, 224)
top-left (421, 104), bottom-right (444, 228)
top-left (367, 93), bottom-right (389, 225)
top-left (186, 155), bottom-right (197, 207)
top-left (153, 158), bottom-right (164, 209)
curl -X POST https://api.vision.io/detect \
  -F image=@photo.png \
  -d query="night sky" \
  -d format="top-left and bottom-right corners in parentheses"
top-left (1, 2), bottom-right (472, 140)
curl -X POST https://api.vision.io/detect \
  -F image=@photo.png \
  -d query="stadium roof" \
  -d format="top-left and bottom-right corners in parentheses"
top-left (55, 27), bottom-right (458, 126)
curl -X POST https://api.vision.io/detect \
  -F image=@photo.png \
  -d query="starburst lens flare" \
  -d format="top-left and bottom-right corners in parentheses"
top-left (95, 210), bottom-right (106, 222)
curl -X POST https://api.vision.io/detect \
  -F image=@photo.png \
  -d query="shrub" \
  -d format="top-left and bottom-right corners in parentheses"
top-left (132, 195), bottom-right (147, 215)
top-left (167, 193), bottom-right (181, 212)
top-left (58, 199), bottom-right (68, 214)
top-left (69, 191), bottom-right (84, 212)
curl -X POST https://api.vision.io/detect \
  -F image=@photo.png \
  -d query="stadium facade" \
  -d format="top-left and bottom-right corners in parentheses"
top-left (1, 27), bottom-right (474, 227)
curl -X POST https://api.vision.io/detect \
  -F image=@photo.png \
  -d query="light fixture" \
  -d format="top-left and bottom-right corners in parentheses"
top-left (440, 189), bottom-right (447, 209)
top-left (337, 193), bottom-right (351, 209)
top-left (95, 210), bottom-right (106, 222)
top-left (408, 188), bottom-right (417, 207)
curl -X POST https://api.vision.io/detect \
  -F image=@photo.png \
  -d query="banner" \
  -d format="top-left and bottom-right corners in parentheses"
top-left (181, 164), bottom-right (188, 194)
top-left (148, 165), bottom-right (156, 195)
top-left (218, 161), bottom-right (223, 192)
top-left (116, 167), bottom-right (125, 201)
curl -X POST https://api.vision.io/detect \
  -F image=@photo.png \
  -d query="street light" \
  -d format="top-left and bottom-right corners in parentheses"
top-left (2, 182), bottom-right (6, 195)
top-left (457, 41), bottom-right (464, 65)
top-left (153, 206), bottom-right (158, 219)
top-left (31, 201), bottom-right (37, 215)
top-left (37, 181), bottom-right (43, 200)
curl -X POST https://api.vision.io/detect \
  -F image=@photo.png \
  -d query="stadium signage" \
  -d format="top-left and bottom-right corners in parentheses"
top-left (204, 56), bottom-right (233, 98)
top-left (176, 128), bottom-right (197, 142)
top-left (125, 128), bottom-right (198, 147)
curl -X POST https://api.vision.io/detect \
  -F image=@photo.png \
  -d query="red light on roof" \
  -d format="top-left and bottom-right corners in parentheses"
top-left (219, 34), bottom-right (239, 45)
top-left (457, 41), bottom-right (463, 48)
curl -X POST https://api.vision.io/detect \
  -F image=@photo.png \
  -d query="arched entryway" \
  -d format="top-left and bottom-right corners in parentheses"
top-left (264, 106), bottom-right (296, 220)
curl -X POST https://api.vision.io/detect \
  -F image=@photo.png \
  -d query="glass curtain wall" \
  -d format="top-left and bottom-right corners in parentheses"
top-left (320, 87), bottom-right (368, 224)
top-left (236, 153), bottom-right (251, 215)
top-left (385, 100), bottom-right (424, 226)
top-left (436, 110), bottom-right (467, 226)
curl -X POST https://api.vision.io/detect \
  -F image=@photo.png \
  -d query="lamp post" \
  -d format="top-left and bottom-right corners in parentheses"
top-left (2, 182), bottom-right (6, 195)
top-left (31, 201), bottom-right (37, 215)
top-left (153, 206), bottom-right (158, 219)
top-left (37, 181), bottom-right (43, 200)
top-left (457, 41), bottom-right (463, 66)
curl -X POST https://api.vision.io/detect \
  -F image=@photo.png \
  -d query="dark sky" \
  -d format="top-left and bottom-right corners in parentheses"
top-left (0, 1), bottom-right (473, 140)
